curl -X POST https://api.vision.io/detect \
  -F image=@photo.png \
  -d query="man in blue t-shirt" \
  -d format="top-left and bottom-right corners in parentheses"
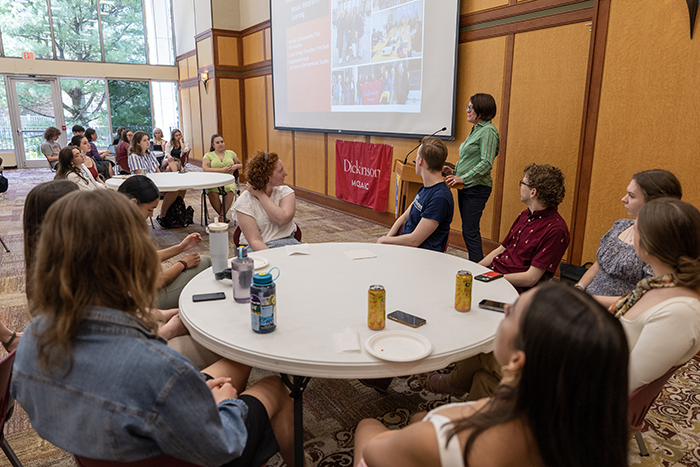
top-left (378, 136), bottom-right (454, 251)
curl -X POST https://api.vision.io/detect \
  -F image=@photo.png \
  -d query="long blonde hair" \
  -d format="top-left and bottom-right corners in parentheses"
top-left (31, 189), bottom-right (161, 372)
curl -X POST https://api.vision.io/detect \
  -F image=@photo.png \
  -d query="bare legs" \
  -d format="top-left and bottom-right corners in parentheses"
top-left (0, 321), bottom-right (22, 353)
top-left (353, 412), bottom-right (426, 467)
top-left (207, 191), bottom-right (235, 221)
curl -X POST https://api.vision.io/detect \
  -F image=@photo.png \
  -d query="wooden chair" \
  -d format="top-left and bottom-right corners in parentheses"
top-left (0, 350), bottom-right (23, 467)
top-left (233, 224), bottom-right (302, 248)
top-left (74, 453), bottom-right (198, 467)
top-left (628, 365), bottom-right (682, 456)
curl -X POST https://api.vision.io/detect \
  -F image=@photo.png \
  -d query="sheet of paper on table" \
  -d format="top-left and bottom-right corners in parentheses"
top-left (333, 327), bottom-right (361, 353)
top-left (285, 244), bottom-right (311, 255)
top-left (343, 249), bottom-right (377, 260)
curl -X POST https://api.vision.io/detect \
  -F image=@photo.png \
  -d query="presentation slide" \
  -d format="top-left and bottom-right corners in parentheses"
top-left (271, 0), bottom-right (460, 139)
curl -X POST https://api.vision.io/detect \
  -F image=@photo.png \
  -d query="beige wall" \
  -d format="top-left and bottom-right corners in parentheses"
top-left (239, 0), bottom-right (270, 31)
top-left (212, 0), bottom-right (241, 30)
top-left (581, 0), bottom-right (700, 261)
top-left (173, 0), bottom-right (196, 56)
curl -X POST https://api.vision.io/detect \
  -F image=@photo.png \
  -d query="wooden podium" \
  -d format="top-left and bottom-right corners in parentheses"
top-left (393, 159), bottom-right (423, 217)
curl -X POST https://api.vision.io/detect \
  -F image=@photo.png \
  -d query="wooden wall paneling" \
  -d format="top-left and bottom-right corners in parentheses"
top-left (294, 132), bottom-right (326, 194)
top-left (178, 59), bottom-right (189, 80)
top-left (217, 36), bottom-right (240, 66)
top-left (567, 0), bottom-right (610, 265)
top-left (490, 33), bottom-right (515, 243)
top-left (327, 134), bottom-right (367, 200)
top-left (197, 36), bottom-right (214, 67)
top-left (199, 74), bottom-right (218, 158)
top-left (582, 0), bottom-right (700, 262)
top-left (186, 56), bottom-right (198, 81)
top-left (463, 0), bottom-right (589, 27)
top-left (461, 8), bottom-right (592, 42)
top-left (266, 75), bottom-right (294, 183)
top-left (218, 77), bottom-right (244, 163)
top-left (264, 28), bottom-right (271, 61)
top-left (455, 36), bottom-right (508, 241)
top-left (188, 86), bottom-right (204, 161)
top-left (244, 76), bottom-right (269, 158)
top-left (368, 136), bottom-right (419, 215)
top-left (460, 0), bottom-right (510, 16)
top-left (242, 31), bottom-right (265, 66)
top-left (499, 22), bottom-right (591, 261)
top-left (179, 86), bottom-right (193, 155)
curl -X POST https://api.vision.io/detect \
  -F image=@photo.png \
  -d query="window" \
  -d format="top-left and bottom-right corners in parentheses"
top-left (0, 0), bottom-right (174, 65)
top-left (151, 81), bottom-right (179, 138)
top-left (108, 79), bottom-right (152, 136)
top-left (0, 77), bottom-right (14, 151)
top-left (100, 0), bottom-right (147, 64)
top-left (144, 0), bottom-right (174, 65)
top-left (51, 0), bottom-right (101, 61)
top-left (61, 78), bottom-right (111, 146)
top-left (0, 0), bottom-right (54, 59)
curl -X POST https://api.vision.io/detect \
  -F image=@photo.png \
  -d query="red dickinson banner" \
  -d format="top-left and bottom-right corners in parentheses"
top-left (335, 140), bottom-right (392, 212)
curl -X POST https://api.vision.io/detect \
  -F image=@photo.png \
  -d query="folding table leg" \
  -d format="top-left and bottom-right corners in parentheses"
top-left (0, 235), bottom-right (8, 253)
top-left (281, 374), bottom-right (311, 467)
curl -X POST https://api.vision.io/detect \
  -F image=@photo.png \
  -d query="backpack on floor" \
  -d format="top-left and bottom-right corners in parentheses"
top-left (157, 196), bottom-right (194, 228)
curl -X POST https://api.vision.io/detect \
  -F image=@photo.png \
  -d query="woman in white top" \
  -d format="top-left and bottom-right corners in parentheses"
top-left (163, 129), bottom-right (190, 172)
top-left (233, 151), bottom-right (299, 252)
top-left (609, 198), bottom-right (700, 393)
top-left (354, 282), bottom-right (629, 467)
top-left (54, 146), bottom-right (105, 191)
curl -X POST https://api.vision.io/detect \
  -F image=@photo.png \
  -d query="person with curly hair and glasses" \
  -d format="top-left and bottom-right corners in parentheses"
top-left (233, 151), bottom-right (299, 252)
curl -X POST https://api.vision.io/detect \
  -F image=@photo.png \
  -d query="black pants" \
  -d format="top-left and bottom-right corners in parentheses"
top-left (458, 185), bottom-right (492, 262)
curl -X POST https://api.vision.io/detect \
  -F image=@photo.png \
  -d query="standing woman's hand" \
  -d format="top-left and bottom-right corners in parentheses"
top-left (445, 175), bottom-right (463, 188)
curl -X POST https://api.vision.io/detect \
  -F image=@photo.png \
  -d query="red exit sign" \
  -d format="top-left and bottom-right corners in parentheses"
top-left (23, 52), bottom-right (34, 60)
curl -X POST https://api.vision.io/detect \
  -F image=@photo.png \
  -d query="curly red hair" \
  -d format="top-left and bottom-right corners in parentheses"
top-left (245, 151), bottom-right (279, 191)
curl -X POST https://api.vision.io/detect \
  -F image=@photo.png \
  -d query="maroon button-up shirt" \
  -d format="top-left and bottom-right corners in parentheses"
top-left (491, 207), bottom-right (570, 278)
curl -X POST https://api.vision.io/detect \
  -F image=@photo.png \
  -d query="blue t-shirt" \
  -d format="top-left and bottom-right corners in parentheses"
top-left (401, 182), bottom-right (454, 251)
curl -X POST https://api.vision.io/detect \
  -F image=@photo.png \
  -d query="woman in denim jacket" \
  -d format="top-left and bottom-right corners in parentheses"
top-left (11, 189), bottom-right (295, 467)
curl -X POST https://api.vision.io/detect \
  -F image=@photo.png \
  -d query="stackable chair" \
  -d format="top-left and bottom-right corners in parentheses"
top-left (0, 350), bottom-right (23, 467)
top-left (200, 168), bottom-right (239, 226)
top-left (75, 453), bottom-right (197, 467)
top-left (232, 223), bottom-right (302, 248)
top-left (628, 365), bottom-right (682, 456)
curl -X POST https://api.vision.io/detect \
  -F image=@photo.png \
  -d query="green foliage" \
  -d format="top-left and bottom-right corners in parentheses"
top-left (108, 80), bottom-right (152, 136)
top-left (0, 0), bottom-right (54, 59)
top-left (51, 0), bottom-right (101, 62)
top-left (61, 78), bottom-right (111, 146)
top-left (101, 0), bottom-right (146, 63)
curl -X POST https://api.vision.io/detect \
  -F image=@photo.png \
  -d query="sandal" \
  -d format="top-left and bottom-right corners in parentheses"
top-left (2, 331), bottom-right (18, 353)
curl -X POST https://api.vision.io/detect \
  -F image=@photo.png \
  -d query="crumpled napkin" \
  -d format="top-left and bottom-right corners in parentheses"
top-left (285, 244), bottom-right (311, 255)
top-left (343, 249), bottom-right (377, 260)
top-left (333, 327), bottom-right (361, 353)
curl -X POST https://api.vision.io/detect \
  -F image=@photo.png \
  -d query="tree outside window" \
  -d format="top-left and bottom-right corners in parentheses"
top-left (61, 78), bottom-right (110, 146)
top-left (101, 0), bottom-right (147, 64)
top-left (108, 80), bottom-right (152, 137)
top-left (0, 0), bottom-right (54, 59)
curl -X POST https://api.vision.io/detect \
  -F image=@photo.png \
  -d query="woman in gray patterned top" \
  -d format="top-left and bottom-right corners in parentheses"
top-left (576, 169), bottom-right (682, 307)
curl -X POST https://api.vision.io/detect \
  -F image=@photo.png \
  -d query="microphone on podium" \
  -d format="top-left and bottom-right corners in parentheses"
top-left (402, 127), bottom-right (447, 165)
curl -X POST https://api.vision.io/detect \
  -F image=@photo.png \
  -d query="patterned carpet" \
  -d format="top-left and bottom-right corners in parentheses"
top-left (0, 166), bottom-right (699, 466)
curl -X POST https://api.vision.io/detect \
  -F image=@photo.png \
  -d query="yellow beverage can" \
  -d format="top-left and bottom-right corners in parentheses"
top-left (368, 285), bottom-right (386, 330)
top-left (455, 270), bottom-right (472, 312)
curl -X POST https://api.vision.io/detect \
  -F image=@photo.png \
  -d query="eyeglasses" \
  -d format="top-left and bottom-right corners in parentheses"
top-left (466, 104), bottom-right (474, 112)
top-left (519, 180), bottom-right (532, 188)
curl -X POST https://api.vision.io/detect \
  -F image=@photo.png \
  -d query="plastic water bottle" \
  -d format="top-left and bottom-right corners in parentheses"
top-left (207, 222), bottom-right (229, 274)
top-left (251, 268), bottom-right (279, 334)
top-left (231, 246), bottom-right (254, 303)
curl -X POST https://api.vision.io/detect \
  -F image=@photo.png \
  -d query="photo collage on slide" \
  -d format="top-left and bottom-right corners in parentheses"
top-left (330, 0), bottom-right (424, 110)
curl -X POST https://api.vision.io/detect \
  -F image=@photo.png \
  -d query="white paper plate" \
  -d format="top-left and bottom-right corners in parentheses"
top-left (249, 256), bottom-right (269, 270)
top-left (364, 331), bottom-right (432, 362)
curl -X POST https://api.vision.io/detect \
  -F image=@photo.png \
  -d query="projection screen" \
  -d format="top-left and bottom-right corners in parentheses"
top-left (270, 0), bottom-right (460, 139)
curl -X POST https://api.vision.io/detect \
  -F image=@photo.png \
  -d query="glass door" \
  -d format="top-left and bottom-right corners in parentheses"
top-left (6, 77), bottom-right (65, 169)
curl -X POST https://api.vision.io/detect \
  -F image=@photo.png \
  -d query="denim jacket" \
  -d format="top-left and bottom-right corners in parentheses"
top-left (11, 307), bottom-right (249, 466)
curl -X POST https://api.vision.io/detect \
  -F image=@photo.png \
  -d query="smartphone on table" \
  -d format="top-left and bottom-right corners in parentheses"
top-left (474, 271), bottom-right (504, 282)
top-left (478, 299), bottom-right (506, 313)
top-left (192, 292), bottom-right (226, 302)
top-left (388, 310), bottom-right (427, 328)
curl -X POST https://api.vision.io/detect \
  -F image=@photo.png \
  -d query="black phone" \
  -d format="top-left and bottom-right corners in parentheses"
top-left (388, 310), bottom-right (427, 328)
top-left (474, 271), bottom-right (504, 282)
top-left (478, 299), bottom-right (506, 313)
top-left (192, 292), bottom-right (226, 302)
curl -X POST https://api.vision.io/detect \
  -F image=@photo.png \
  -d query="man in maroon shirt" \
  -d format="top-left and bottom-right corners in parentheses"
top-left (480, 163), bottom-right (570, 292)
top-left (419, 163), bottom-right (570, 399)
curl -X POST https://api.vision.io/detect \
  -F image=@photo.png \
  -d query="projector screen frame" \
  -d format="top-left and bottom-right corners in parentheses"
top-left (269, 0), bottom-right (460, 141)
